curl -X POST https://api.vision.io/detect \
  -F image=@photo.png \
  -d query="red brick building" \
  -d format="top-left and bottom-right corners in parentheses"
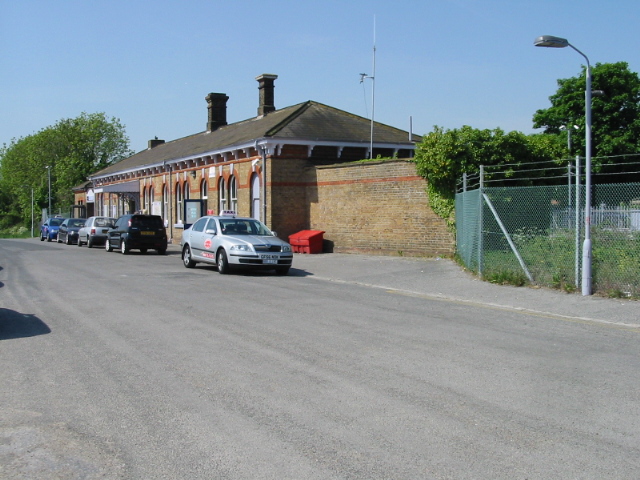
top-left (78, 74), bottom-right (454, 256)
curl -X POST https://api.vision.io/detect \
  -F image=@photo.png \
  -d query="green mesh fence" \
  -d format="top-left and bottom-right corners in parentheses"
top-left (456, 181), bottom-right (640, 298)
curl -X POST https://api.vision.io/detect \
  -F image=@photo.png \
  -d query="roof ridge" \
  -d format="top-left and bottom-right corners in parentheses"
top-left (308, 101), bottom-right (417, 135)
top-left (264, 101), bottom-right (313, 137)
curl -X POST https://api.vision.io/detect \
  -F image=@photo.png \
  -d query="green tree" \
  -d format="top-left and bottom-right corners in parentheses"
top-left (413, 126), bottom-right (565, 226)
top-left (533, 62), bottom-right (640, 161)
top-left (0, 112), bottom-right (133, 227)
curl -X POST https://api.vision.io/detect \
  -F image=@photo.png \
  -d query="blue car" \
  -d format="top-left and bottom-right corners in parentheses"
top-left (40, 217), bottom-right (64, 242)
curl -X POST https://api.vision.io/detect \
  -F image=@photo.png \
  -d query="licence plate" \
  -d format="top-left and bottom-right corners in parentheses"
top-left (141, 231), bottom-right (154, 236)
top-left (261, 254), bottom-right (278, 264)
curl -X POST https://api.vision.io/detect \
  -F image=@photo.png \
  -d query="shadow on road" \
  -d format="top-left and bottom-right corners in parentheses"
top-left (0, 308), bottom-right (51, 340)
top-left (186, 264), bottom-right (314, 277)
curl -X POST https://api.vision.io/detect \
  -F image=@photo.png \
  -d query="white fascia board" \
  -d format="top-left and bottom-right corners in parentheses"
top-left (90, 137), bottom-right (416, 182)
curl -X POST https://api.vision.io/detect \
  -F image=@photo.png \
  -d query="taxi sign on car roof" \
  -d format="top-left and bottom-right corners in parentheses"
top-left (219, 210), bottom-right (237, 217)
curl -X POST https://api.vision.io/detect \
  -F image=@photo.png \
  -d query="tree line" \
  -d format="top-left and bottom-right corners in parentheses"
top-left (0, 112), bottom-right (132, 232)
top-left (413, 61), bottom-right (640, 227)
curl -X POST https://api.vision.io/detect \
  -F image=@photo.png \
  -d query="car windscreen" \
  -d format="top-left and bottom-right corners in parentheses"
top-left (70, 219), bottom-right (85, 227)
top-left (220, 219), bottom-right (272, 236)
top-left (50, 218), bottom-right (63, 226)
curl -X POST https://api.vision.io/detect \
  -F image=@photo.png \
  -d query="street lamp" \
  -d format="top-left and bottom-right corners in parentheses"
top-left (559, 124), bottom-right (579, 153)
top-left (45, 165), bottom-right (52, 215)
top-left (534, 35), bottom-right (593, 296)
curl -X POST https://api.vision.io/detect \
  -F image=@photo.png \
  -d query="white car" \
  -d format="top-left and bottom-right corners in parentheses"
top-left (180, 213), bottom-right (293, 275)
top-left (77, 216), bottom-right (115, 248)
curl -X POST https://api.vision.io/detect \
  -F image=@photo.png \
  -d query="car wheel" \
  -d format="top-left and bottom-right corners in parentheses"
top-left (120, 239), bottom-right (129, 254)
top-left (87, 237), bottom-right (93, 248)
top-left (275, 266), bottom-right (290, 276)
top-left (77, 237), bottom-right (82, 247)
top-left (217, 249), bottom-right (230, 274)
top-left (105, 238), bottom-right (113, 252)
top-left (182, 245), bottom-right (196, 268)
top-left (40, 232), bottom-right (45, 241)
top-left (57, 235), bottom-right (62, 243)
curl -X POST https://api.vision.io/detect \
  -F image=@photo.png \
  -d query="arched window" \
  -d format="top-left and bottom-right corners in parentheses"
top-left (179, 181), bottom-right (189, 223)
top-left (201, 179), bottom-right (208, 212)
top-left (250, 173), bottom-right (261, 221)
top-left (162, 184), bottom-right (169, 222)
top-left (148, 185), bottom-right (154, 214)
top-left (218, 177), bottom-right (226, 213)
top-left (176, 182), bottom-right (183, 224)
top-left (229, 176), bottom-right (237, 213)
top-left (183, 181), bottom-right (190, 201)
top-left (142, 186), bottom-right (149, 213)
top-left (200, 179), bottom-right (208, 199)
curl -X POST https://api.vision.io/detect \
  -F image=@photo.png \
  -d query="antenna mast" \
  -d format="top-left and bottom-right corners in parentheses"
top-left (359, 17), bottom-right (376, 159)
top-left (370, 16), bottom-right (376, 159)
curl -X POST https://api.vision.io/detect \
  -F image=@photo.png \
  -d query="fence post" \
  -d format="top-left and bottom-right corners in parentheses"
top-left (575, 155), bottom-right (581, 288)
top-left (568, 162), bottom-right (572, 211)
top-left (478, 165), bottom-right (484, 278)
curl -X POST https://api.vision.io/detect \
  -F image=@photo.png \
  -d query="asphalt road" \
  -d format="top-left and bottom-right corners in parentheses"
top-left (1, 238), bottom-right (639, 479)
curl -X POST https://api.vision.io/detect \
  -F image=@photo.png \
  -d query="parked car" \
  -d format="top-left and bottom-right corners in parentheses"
top-left (40, 216), bottom-right (64, 242)
top-left (180, 212), bottom-right (293, 275)
top-left (58, 218), bottom-right (86, 245)
top-left (78, 216), bottom-right (116, 247)
top-left (105, 214), bottom-right (167, 255)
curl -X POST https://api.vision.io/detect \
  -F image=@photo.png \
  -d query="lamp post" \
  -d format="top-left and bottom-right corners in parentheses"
top-left (534, 35), bottom-right (593, 296)
top-left (560, 123), bottom-right (579, 154)
top-left (45, 165), bottom-right (52, 215)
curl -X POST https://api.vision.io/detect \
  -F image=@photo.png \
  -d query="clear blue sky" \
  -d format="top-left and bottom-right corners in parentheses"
top-left (2, 0), bottom-right (639, 153)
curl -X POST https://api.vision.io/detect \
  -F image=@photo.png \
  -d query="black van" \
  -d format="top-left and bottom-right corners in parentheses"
top-left (106, 214), bottom-right (168, 255)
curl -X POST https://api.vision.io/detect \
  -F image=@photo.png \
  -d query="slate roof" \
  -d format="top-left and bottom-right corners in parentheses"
top-left (91, 100), bottom-right (421, 180)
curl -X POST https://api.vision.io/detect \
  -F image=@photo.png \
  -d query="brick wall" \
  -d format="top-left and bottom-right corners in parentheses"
top-left (305, 160), bottom-right (455, 257)
top-left (91, 156), bottom-right (455, 257)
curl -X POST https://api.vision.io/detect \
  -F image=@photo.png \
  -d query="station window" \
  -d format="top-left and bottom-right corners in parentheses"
top-left (218, 177), bottom-right (227, 212)
top-left (229, 176), bottom-right (237, 213)
top-left (162, 184), bottom-right (168, 222)
top-left (201, 179), bottom-right (208, 211)
top-left (176, 182), bottom-right (183, 223)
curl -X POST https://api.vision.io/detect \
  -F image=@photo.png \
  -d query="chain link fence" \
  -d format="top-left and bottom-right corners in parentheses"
top-left (456, 156), bottom-right (640, 298)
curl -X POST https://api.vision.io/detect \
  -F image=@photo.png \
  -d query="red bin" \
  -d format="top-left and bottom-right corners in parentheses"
top-left (288, 230), bottom-right (325, 254)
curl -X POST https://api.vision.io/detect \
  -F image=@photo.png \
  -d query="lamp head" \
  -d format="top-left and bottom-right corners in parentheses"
top-left (534, 35), bottom-right (569, 48)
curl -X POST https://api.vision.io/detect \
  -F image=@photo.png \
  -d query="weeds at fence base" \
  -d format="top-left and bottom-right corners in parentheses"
top-left (484, 269), bottom-right (529, 287)
top-left (551, 273), bottom-right (577, 294)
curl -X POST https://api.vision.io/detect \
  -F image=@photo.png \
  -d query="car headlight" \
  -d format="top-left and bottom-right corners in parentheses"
top-left (230, 244), bottom-right (253, 252)
top-left (282, 245), bottom-right (291, 252)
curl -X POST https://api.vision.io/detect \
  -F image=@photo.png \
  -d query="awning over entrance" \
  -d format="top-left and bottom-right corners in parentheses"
top-left (99, 180), bottom-right (140, 193)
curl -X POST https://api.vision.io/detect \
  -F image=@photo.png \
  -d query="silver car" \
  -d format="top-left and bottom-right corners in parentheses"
top-left (77, 216), bottom-right (116, 248)
top-left (180, 214), bottom-right (293, 275)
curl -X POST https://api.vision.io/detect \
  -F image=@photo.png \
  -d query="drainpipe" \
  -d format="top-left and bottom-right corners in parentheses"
top-left (165, 161), bottom-right (173, 242)
top-left (262, 146), bottom-right (267, 226)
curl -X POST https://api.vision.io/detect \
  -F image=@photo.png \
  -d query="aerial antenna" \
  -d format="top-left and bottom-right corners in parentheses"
top-left (359, 16), bottom-right (376, 159)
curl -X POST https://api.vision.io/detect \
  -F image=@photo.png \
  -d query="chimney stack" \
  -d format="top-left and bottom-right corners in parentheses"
top-left (206, 92), bottom-right (229, 132)
top-left (256, 74), bottom-right (278, 116)
top-left (148, 137), bottom-right (165, 149)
